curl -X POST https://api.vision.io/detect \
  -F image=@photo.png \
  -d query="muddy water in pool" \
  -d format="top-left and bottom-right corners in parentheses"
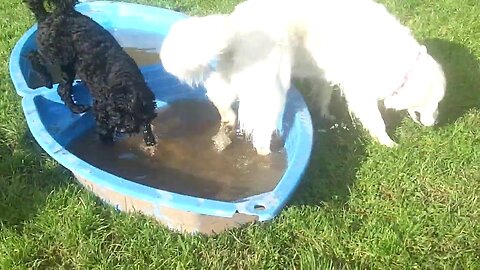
top-left (68, 100), bottom-right (287, 202)
top-left (124, 47), bottom-right (160, 66)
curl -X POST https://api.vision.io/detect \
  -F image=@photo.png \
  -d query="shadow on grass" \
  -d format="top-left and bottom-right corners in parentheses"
top-left (424, 38), bottom-right (480, 125)
top-left (288, 38), bottom-right (480, 206)
top-left (0, 130), bottom-right (70, 231)
top-left (289, 87), bottom-right (367, 206)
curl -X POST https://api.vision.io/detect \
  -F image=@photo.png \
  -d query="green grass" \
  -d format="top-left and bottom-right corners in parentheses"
top-left (1, 0), bottom-right (479, 268)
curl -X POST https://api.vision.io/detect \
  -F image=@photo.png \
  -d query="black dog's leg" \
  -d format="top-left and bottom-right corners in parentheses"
top-left (93, 100), bottom-right (115, 144)
top-left (57, 83), bottom-right (90, 114)
top-left (58, 64), bottom-right (90, 114)
top-left (98, 126), bottom-right (115, 144)
top-left (143, 123), bottom-right (156, 146)
top-left (97, 121), bottom-right (115, 144)
top-left (26, 50), bottom-right (53, 89)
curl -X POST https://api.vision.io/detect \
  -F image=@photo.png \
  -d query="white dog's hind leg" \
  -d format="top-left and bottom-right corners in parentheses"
top-left (347, 97), bottom-right (398, 147)
top-left (204, 72), bottom-right (238, 152)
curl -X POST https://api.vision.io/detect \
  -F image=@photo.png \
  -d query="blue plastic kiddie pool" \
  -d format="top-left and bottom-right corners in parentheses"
top-left (9, 1), bottom-right (313, 234)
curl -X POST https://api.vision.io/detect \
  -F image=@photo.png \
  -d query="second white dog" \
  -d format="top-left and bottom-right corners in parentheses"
top-left (160, 0), bottom-right (446, 155)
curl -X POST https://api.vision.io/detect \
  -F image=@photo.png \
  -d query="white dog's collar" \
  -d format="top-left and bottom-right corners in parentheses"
top-left (392, 46), bottom-right (426, 96)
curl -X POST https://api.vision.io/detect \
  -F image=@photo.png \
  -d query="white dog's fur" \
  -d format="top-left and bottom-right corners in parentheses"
top-left (160, 0), bottom-right (446, 155)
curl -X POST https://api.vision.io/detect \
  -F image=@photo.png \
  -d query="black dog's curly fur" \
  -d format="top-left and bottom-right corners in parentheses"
top-left (25, 0), bottom-right (157, 146)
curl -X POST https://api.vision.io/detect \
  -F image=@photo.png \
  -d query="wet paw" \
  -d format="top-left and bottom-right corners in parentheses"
top-left (212, 131), bottom-right (232, 152)
top-left (143, 124), bottom-right (157, 147)
top-left (140, 145), bottom-right (156, 157)
top-left (70, 104), bottom-right (91, 114)
top-left (45, 80), bottom-right (53, 89)
top-left (255, 146), bottom-right (271, 156)
top-left (270, 134), bottom-right (285, 153)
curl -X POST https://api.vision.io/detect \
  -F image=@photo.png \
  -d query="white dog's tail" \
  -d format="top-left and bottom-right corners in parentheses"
top-left (160, 15), bottom-right (234, 86)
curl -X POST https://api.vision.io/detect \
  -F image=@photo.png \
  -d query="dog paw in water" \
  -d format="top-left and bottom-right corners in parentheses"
top-left (141, 145), bottom-right (157, 157)
top-left (212, 130), bottom-right (232, 152)
top-left (143, 123), bottom-right (157, 146)
top-left (211, 122), bottom-right (236, 152)
top-left (140, 123), bottom-right (157, 156)
top-left (270, 133), bottom-right (285, 153)
top-left (70, 104), bottom-right (91, 114)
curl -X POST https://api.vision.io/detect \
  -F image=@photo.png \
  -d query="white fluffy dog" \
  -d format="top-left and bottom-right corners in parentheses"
top-left (160, 0), bottom-right (446, 155)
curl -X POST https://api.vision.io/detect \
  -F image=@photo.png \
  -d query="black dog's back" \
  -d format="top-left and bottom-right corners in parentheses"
top-left (68, 13), bottom-right (157, 138)
top-left (68, 14), bottom-right (149, 94)
top-left (25, 0), bottom-right (158, 146)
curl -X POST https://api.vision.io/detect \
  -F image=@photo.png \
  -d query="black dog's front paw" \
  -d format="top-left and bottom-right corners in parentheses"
top-left (70, 104), bottom-right (91, 114)
top-left (145, 139), bottom-right (156, 147)
top-left (45, 79), bottom-right (53, 89)
top-left (98, 133), bottom-right (114, 145)
top-left (57, 83), bottom-right (90, 114)
top-left (143, 123), bottom-right (156, 146)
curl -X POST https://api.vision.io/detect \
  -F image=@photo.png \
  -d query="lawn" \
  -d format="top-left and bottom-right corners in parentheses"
top-left (0, 0), bottom-right (479, 268)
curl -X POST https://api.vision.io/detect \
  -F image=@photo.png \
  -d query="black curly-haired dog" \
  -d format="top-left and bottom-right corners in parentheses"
top-left (24, 0), bottom-right (157, 146)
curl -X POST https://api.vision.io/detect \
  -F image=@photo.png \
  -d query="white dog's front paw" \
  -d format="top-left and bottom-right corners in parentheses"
top-left (420, 115), bottom-right (437, 127)
top-left (377, 136), bottom-right (398, 148)
top-left (255, 146), bottom-right (271, 156)
top-left (252, 134), bottom-right (273, 156)
top-left (220, 108), bottom-right (237, 129)
top-left (212, 129), bottom-right (232, 152)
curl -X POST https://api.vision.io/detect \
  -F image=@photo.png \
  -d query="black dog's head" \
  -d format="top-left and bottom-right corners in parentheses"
top-left (100, 78), bottom-right (157, 146)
